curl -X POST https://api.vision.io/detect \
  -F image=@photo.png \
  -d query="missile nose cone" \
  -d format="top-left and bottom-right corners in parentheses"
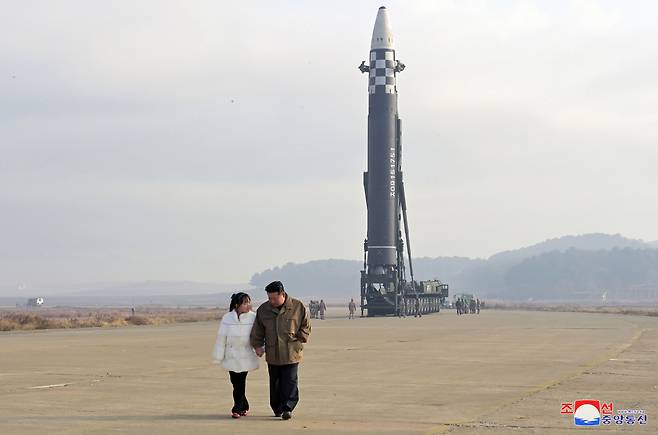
top-left (371, 7), bottom-right (394, 50)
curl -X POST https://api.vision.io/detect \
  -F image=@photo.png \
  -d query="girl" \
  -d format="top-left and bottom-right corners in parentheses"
top-left (212, 292), bottom-right (259, 418)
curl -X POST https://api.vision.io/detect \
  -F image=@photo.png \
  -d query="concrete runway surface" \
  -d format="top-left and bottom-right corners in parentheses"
top-left (1, 308), bottom-right (656, 434)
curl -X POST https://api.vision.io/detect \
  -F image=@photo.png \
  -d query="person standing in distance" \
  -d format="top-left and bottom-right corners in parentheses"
top-left (348, 298), bottom-right (357, 319)
top-left (250, 281), bottom-right (311, 420)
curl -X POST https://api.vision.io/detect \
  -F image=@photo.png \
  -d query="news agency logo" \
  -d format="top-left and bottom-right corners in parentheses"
top-left (573, 400), bottom-right (601, 426)
top-left (561, 400), bottom-right (648, 426)
top-left (560, 400), bottom-right (608, 425)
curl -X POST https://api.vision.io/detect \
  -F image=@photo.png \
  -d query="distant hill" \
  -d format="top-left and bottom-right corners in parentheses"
top-left (504, 247), bottom-right (658, 300)
top-left (65, 280), bottom-right (246, 297)
top-left (7, 234), bottom-right (653, 307)
top-left (411, 256), bottom-right (485, 282)
top-left (249, 234), bottom-right (658, 301)
top-left (249, 257), bottom-right (486, 299)
top-left (0, 292), bottom-right (235, 308)
top-left (456, 233), bottom-right (654, 294)
top-left (0, 281), bottom-right (250, 308)
top-left (488, 233), bottom-right (648, 265)
top-left (250, 259), bottom-right (361, 299)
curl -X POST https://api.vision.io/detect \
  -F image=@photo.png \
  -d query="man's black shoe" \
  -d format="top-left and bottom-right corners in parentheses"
top-left (281, 411), bottom-right (292, 420)
top-left (273, 412), bottom-right (282, 417)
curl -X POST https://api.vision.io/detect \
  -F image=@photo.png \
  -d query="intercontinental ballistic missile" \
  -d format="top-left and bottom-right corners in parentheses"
top-left (359, 7), bottom-right (447, 317)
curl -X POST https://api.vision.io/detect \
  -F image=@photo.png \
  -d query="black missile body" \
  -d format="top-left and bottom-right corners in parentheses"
top-left (359, 7), bottom-right (447, 317)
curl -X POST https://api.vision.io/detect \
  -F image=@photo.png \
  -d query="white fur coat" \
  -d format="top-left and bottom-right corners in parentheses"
top-left (212, 310), bottom-right (259, 372)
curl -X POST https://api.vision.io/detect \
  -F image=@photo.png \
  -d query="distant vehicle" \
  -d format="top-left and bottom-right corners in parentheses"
top-left (26, 297), bottom-right (44, 307)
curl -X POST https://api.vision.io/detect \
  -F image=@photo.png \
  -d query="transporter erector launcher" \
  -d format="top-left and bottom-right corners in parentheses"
top-left (359, 7), bottom-right (448, 317)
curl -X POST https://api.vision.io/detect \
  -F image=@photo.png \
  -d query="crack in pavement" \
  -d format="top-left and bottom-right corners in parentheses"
top-left (422, 326), bottom-right (648, 434)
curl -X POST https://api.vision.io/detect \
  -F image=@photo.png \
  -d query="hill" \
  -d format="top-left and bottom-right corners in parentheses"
top-left (504, 247), bottom-right (658, 300)
top-left (249, 234), bottom-right (658, 301)
top-left (488, 233), bottom-right (648, 265)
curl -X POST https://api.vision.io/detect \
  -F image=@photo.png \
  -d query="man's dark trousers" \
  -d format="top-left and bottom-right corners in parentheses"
top-left (267, 363), bottom-right (299, 414)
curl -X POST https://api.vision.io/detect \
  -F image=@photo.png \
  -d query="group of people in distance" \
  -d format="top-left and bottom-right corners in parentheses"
top-left (308, 299), bottom-right (327, 319)
top-left (455, 297), bottom-right (482, 315)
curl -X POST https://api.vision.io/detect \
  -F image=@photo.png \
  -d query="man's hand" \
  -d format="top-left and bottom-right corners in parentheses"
top-left (255, 347), bottom-right (265, 357)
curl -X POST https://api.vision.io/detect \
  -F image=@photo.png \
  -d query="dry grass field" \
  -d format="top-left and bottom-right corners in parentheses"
top-left (0, 307), bottom-right (224, 332)
top-left (2, 302), bottom-right (655, 334)
top-left (487, 301), bottom-right (658, 317)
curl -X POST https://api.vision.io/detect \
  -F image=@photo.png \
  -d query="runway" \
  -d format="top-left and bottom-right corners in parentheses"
top-left (1, 309), bottom-right (656, 434)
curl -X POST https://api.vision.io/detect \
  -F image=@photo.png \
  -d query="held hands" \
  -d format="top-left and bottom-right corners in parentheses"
top-left (255, 347), bottom-right (265, 357)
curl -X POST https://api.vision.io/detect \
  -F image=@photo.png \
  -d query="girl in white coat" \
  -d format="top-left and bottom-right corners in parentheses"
top-left (212, 292), bottom-right (259, 418)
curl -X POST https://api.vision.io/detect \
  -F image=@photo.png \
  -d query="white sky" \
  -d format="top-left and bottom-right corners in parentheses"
top-left (1, 0), bottom-right (657, 290)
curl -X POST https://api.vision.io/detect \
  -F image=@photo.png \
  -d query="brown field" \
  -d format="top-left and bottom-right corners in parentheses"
top-left (2, 302), bottom-right (656, 333)
top-left (486, 301), bottom-right (658, 317)
top-left (0, 307), bottom-right (224, 332)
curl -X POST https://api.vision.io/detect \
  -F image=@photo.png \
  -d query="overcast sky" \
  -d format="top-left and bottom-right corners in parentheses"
top-left (1, 0), bottom-right (657, 291)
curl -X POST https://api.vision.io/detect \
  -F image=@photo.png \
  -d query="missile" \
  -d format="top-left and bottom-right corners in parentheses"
top-left (360, 7), bottom-right (406, 278)
top-left (359, 8), bottom-right (447, 317)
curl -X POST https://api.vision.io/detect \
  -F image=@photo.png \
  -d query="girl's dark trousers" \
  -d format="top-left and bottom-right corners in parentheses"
top-left (229, 371), bottom-right (249, 413)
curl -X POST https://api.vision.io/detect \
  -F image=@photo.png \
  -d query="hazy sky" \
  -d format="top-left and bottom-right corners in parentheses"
top-left (1, 0), bottom-right (657, 290)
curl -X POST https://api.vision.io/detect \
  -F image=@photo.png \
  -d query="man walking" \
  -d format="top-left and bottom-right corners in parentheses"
top-left (319, 299), bottom-right (327, 320)
top-left (250, 281), bottom-right (311, 420)
top-left (348, 298), bottom-right (357, 319)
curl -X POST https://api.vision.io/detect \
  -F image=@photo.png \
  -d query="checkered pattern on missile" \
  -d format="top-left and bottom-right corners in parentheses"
top-left (369, 50), bottom-right (396, 94)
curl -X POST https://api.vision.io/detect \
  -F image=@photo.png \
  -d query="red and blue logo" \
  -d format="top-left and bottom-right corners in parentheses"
top-left (574, 400), bottom-right (601, 426)
top-left (562, 400), bottom-right (647, 426)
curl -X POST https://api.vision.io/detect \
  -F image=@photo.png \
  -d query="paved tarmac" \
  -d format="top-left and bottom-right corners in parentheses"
top-left (1, 308), bottom-right (656, 434)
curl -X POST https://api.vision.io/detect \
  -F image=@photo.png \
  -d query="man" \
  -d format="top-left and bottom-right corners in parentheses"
top-left (250, 281), bottom-right (311, 420)
top-left (311, 300), bottom-right (319, 319)
top-left (348, 298), bottom-right (357, 319)
top-left (414, 297), bottom-right (422, 318)
top-left (319, 299), bottom-right (327, 320)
